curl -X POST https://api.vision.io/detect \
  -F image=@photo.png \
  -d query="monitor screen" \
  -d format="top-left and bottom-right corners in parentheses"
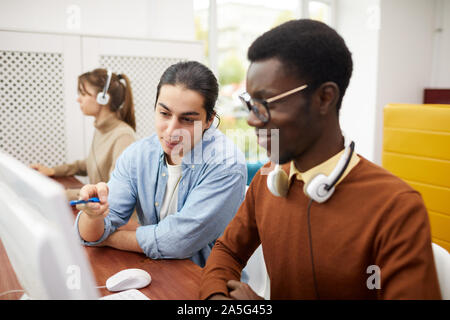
top-left (0, 151), bottom-right (99, 299)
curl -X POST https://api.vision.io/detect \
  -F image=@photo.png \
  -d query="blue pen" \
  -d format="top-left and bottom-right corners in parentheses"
top-left (69, 197), bottom-right (100, 206)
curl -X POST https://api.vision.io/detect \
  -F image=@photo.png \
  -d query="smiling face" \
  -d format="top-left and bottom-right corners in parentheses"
top-left (246, 57), bottom-right (323, 166)
top-left (155, 84), bottom-right (214, 165)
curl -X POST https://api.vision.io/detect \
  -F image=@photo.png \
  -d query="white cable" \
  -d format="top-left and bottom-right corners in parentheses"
top-left (0, 287), bottom-right (108, 298)
top-left (0, 289), bottom-right (25, 298)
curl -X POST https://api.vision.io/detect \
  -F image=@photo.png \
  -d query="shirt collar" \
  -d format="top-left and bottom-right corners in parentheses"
top-left (288, 148), bottom-right (360, 190)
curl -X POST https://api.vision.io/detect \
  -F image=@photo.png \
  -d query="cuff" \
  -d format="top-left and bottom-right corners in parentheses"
top-left (74, 211), bottom-right (112, 246)
top-left (199, 280), bottom-right (230, 300)
top-left (52, 165), bottom-right (66, 177)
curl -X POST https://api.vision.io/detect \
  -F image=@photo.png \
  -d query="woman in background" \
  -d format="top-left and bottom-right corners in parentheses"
top-left (31, 68), bottom-right (136, 200)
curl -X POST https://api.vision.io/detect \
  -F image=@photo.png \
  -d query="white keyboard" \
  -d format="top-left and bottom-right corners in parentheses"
top-left (100, 289), bottom-right (151, 300)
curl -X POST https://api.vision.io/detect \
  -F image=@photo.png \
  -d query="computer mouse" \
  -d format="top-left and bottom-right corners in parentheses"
top-left (106, 268), bottom-right (152, 292)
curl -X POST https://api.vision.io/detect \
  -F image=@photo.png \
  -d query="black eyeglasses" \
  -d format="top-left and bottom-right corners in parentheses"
top-left (239, 84), bottom-right (308, 123)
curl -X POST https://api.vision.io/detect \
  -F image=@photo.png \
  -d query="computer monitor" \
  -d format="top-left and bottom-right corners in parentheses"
top-left (0, 151), bottom-right (99, 299)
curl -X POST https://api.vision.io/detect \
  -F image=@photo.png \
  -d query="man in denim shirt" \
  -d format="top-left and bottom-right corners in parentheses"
top-left (75, 61), bottom-right (247, 267)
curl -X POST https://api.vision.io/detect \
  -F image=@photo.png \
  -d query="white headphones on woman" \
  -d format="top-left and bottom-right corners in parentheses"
top-left (96, 69), bottom-right (112, 105)
top-left (267, 135), bottom-right (355, 203)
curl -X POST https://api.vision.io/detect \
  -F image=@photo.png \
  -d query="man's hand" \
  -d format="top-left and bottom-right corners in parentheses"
top-left (77, 182), bottom-right (110, 243)
top-left (76, 182), bottom-right (109, 219)
top-left (227, 280), bottom-right (264, 300)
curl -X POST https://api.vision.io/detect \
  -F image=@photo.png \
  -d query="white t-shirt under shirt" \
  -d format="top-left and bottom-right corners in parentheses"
top-left (159, 161), bottom-right (182, 221)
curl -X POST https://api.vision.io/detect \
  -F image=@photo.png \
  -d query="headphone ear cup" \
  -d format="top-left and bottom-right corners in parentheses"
top-left (267, 165), bottom-right (289, 197)
top-left (305, 174), bottom-right (335, 203)
top-left (96, 92), bottom-right (110, 105)
top-left (97, 69), bottom-right (113, 105)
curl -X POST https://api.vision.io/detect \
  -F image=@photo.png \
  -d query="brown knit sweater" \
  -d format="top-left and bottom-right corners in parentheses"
top-left (53, 113), bottom-right (136, 200)
top-left (199, 156), bottom-right (441, 299)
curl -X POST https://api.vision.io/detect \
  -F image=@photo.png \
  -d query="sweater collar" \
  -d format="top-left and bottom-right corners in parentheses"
top-left (94, 112), bottom-right (121, 133)
top-left (288, 148), bottom-right (360, 190)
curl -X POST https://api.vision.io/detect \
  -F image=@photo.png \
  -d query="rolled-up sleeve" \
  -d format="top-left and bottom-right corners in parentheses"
top-left (136, 164), bottom-right (246, 260)
top-left (75, 211), bottom-right (113, 246)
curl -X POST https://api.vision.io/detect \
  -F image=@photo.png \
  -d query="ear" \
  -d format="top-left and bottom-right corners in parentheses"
top-left (317, 82), bottom-right (340, 116)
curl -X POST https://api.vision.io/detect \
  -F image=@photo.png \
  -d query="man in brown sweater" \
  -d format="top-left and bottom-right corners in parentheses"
top-left (199, 19), bottom-right (441, 300)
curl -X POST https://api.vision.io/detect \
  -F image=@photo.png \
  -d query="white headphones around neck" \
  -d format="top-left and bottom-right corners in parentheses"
top-left (266, 136), bottom-right (355, 203)
top-left (96, 69), bottom-right (112, 105)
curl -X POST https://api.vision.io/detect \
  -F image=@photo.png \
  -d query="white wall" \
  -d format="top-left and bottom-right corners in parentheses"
top-left (146, 0), bottom-right (196, 40)
top-left (431, 0), bottom-right (450, 87)
top-left (336, 0), bottom-right (446, 165)
top-left (373, 0), bottom-right (436, 164)
top-left (0, 0), bottom-right (195, 41)
top-left (336, 0), bottom-right (380, 162)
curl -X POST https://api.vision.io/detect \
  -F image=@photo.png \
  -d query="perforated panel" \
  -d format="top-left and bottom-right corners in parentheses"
top-left (99, 55), bottom-right (182, 139)
top-left (0, 50), bottom-right (66, 166)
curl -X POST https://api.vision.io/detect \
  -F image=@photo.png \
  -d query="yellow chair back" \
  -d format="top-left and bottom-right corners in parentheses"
top-left (383, 104), bottom-right (450, 252)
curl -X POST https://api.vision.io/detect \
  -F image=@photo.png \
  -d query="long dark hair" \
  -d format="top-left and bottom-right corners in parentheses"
top-left (78, 68), bottom-right (136, 131)
top-left (155, 61), bottom-right (219, 122)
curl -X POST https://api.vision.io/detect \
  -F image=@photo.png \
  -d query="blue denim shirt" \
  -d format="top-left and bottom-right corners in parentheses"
top-left (76, 127), bottom-right (247, 267)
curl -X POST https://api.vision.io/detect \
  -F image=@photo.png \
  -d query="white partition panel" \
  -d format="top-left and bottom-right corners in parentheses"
top-left (0, 31), bottom-right (83, 167)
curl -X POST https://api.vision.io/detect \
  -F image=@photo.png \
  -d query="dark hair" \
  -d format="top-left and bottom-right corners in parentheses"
top-left (155, 61), bottom-right (219, 122)
top-left (247, 19), bottom-right (353, 113)
top-left (78, 68), bottom-right (136, 131)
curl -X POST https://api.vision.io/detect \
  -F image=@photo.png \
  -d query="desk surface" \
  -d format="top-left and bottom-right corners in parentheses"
top-left (0, 176), bottom-right (202, 300)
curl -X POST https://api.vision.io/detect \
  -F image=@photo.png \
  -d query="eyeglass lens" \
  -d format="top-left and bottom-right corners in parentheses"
top-left (240, 96), bottom-right (269, 122)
